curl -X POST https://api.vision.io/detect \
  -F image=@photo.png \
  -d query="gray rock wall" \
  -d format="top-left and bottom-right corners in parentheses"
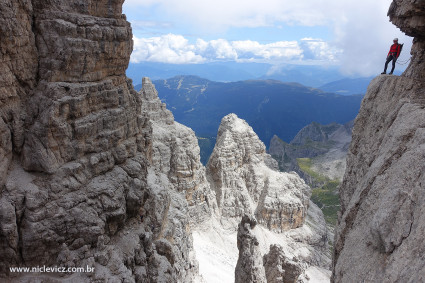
top-left (333, 0), bottom-right (425, 281)
top-left (140, 77), bottom-right (216, 230)
top-left (0, 1), bottom-right (206, 282)
top-left (21, 0), bottom-right (135, 174)
top-left (0, 0), bottom-right (39, 187)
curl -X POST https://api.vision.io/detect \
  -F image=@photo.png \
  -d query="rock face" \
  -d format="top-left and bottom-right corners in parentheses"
top-left (290, 122), bottom-right (341, 146)
top-left (263, 244), bottom-right (304, 283)
top-left (233, 205), bottom-right (330, 283)
top-left (206, 114), bottom-right (310, 232)
top-left (140, 77), bottom-right (217, 226)
top-left (23, 0), bottom-right (134, 174)
top-left (0, 0), bottom-right (38, 187)
top-left (0, 1), bottom-right (208, 282)
top-left (388, 0), bottom-right (425, 81)
top-left (234, 215), bottom-right (266, 283)
top-left (333, 1), bottom-right (425, 282)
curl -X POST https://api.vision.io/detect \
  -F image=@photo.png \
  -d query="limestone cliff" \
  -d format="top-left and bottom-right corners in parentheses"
top-left (140, 77), bottom-right (217, 227)
top-left (230, 202), bottom-right (331, 283)
top-left (333, 0), bottom-right (425, 282)
top-left (206, 114), bottom-right (310, 232)
top-left (0, 1), bottom-right (208, 282)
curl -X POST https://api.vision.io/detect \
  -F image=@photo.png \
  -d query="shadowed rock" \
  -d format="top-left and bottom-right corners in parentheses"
top-left (235, 215), bottom-right (266, 283)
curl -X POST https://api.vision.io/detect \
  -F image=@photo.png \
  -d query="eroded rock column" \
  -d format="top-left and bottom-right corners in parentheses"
top-left (235, 215), bottom-right (266, 283)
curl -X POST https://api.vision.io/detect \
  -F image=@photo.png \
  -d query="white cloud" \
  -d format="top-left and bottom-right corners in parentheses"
top-left (125, 0), bottom-right (330, 30)
top-left (196, 39), bottom-right (238, 60)
top-left (232, 40), bottom-right (303, 60)
top-left (124, 0), bottom-right (390, 31)
top-left (300, 38), bottom-right (341, 62)
top-left (131, 34), bottom-right (205, 64)
top-left (124, 0), bottom-right (161, 7)
top-left (131, 35), bottom-right (313, 64)
top-left (124, 0), bottom-right (414, 76)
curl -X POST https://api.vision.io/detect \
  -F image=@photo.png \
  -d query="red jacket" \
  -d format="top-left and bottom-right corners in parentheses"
top-left (387, 43), bottom-right (401, 58)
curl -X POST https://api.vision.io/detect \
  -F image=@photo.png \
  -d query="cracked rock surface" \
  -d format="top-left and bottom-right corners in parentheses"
top-left (333, 1), bottom-right (425, 281)
top-left (206, 114), bottom-right (310, 232)
top-left (0, 1), bottom-right (209, 282)
top-left (263, 244), bottom-right (305, 283)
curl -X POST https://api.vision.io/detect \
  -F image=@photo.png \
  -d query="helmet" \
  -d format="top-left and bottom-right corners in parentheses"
top-left (393, 38), bottom-right (398, 41)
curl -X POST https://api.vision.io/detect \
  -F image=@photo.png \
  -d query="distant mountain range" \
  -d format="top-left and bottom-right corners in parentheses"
top-left (127, 61), bottom-right (271, 85)
top-left (318, 77), bottom-right (374, 95)
top-left (127, 61), bottom-right (356, 87)
top-left (257, 64), bottom-right (346, 88)
top-left (134, 75), bottom-right (363, 164)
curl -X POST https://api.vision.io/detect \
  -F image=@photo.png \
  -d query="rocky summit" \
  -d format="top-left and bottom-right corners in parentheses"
top-left (207, 114), bottom-right (310, 232)
top-left (333, 0), bottom-right (425, 282)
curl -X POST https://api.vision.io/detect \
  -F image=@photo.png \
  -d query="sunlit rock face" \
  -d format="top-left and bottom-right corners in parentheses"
top-left (206, 113), bottom-right (310, 232)
top-left (140, 77), bottom-right (217, 226)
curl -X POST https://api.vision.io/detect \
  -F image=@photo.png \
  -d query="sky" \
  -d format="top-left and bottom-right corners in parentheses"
top-left (123, 0), bottom-right (413, 77)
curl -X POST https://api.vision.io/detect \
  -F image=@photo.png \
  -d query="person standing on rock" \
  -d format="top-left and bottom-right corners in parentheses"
top-left (381, 38), bottom-right (402, 75)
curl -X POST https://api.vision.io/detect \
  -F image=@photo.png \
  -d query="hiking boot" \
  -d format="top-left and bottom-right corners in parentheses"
top-left (389, 72), bottom-right (393, 75)
top-left (381, 72), bottom-right (386, 74)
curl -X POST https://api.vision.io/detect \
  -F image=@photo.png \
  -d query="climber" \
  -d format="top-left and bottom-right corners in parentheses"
top-left (381, 38), bottom-right (403, 75)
